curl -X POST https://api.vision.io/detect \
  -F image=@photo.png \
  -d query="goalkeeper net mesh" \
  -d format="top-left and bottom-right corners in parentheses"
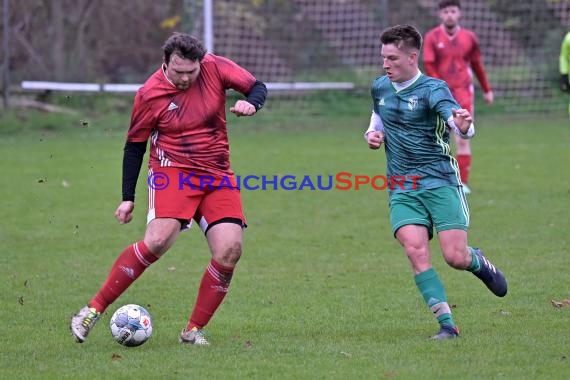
top-left (187, 0), bottom-right (569, 113)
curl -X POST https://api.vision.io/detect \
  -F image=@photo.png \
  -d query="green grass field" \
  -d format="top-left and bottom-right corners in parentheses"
top-left (1, 94), bottom-right (569, 379)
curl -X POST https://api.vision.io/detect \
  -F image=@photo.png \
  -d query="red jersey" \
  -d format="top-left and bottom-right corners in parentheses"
top-left (127, 54), bottom-right (257, 176)
top-left (423, 25), bottom-right (491, 93)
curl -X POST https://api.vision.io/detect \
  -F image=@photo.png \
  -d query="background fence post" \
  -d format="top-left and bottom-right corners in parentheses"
top-left (3, 0), bottom-right (10, 108)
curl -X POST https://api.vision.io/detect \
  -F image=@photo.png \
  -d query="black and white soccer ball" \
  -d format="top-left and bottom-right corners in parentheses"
top-left (109, 304), bottom-right (153, 347)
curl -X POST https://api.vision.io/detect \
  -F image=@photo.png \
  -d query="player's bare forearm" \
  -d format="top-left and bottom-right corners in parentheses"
top-left (230, 100), bottom-right (257, 117)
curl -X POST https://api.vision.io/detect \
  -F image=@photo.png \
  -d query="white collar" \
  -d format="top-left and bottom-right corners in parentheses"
top-left (161, 64), bottom-right (177, 88)
top-left (392, 71), bottom-right (422, 92)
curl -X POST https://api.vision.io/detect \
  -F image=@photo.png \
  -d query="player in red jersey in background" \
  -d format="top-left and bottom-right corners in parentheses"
top-left (423, 0), bottom-right (494, 194)
top-left (70, 33), bottom-right (267, 346)
top-left (560, 31), bottom-right (570, 116)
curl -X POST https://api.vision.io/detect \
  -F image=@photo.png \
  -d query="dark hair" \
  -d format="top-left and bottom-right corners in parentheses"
top-left (162, 33), bottom-right (207, 64)
top-left (438, 0), bottom-right (461, 9)
top-left (380, 24), bottom-right (422, 51)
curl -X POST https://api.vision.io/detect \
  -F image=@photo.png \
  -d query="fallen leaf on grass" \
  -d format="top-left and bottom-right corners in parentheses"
top-left (111, 353), bottom-right (122, 361)
top-left (340, 351), bottom-right (352, 358)
top-left (551, 299), bottom-right (570, 308)
top-left (244, 340), bottom-right (253, 348)
top-left (18, 296), bottom-right (24, 305)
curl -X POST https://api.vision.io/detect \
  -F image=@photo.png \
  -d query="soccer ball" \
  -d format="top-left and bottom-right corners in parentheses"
top-left (109, 304), bottom-right (153, 347)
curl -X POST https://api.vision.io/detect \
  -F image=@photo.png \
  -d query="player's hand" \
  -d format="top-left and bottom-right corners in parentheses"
top-left (115, 201), bottom-right (135, 224)
top-left (230, 100), bottom-right (256, 117)
top-left (452, 108), bottom-right (473, 134)
top-left (483, 91), bottom-right (494, 105)
top-left (366, 131), bottom-right (384, 150)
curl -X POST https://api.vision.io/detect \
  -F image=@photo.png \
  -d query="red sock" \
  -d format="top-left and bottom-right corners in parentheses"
top-left (456, 154), bottom-right (472, 184)
top-left (186, 259), bottom-right (234, 330)
top-left (89, 241), bottom-right (158, 313)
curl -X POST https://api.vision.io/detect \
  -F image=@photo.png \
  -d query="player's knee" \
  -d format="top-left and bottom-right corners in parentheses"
top-left (144, 234), bottom-right (172, 256)
top-left (215, 241), bottom-right (242, 266)
top-left (443, 248), bottom-right (470, 269)
top-left (404, 244), bottom-right (429, 264)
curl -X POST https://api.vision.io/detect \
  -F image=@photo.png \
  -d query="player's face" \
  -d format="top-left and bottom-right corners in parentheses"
top-left (381, 43), bottom-right (418, 83)
top-left (164, 54), bottom-right (201, 90)
top-left (439, 6), bottom-right (461, 29)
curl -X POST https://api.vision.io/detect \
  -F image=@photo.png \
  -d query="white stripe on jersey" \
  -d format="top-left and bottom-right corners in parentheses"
top-left (151, 130), bottom-right (171, 167)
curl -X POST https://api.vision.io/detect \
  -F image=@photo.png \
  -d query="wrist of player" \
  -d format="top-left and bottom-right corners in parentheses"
top-left (448, 117), bottom-right (474, 139)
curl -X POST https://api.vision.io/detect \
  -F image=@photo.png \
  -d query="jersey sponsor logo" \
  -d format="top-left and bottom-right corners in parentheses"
top-left (167, 101), bottom-right (179, 111)
top-left (378, 98), bottom-right (385, 106)
top-left (407, 96), bottom-right (418, 111)
top-left (437, 42), bottom-right (445, 49)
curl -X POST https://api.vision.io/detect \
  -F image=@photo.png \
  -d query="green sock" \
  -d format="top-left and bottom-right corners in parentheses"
top-left (415, 268), bottom-right (456, 328)
top-left (465, 246), bottom-right (481, 272)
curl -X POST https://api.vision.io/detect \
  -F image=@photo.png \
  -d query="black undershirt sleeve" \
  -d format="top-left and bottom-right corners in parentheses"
top-left (245, 80), bottom-right (268, 111)
top-left (122, 141), bottom-right (147, 202)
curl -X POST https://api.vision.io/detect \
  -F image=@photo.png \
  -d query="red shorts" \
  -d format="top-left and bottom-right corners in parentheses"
top-left (146, 167), bottom-right (246, 232)
top-left (450, 85), bottom-right (475, 114)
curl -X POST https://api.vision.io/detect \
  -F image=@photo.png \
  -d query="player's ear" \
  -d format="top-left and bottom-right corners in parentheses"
top-left (409, 51), bottom-right (417, 65)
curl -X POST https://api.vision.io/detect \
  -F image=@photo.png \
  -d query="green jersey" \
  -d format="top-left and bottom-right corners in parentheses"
top-left (371, 74), bottom-right (462, 194)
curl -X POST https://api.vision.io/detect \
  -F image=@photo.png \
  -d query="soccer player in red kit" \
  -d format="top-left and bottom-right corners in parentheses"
top-left (70, 33), bottom-right (267, 346)
top-left (423, 0), bottom-right (494, 194)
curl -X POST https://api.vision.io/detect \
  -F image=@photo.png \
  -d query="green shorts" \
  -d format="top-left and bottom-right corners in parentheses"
top-left (389, 186), bottom-right (469, 240)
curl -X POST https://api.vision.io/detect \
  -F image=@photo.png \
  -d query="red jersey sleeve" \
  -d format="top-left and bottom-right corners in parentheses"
top-left (424, 62), bottom-right (441, 79)
top-left (213, 55), bottom-right (257, 94)
top-left (423, 30), bottom-right (437, 64)
top-left (126, 91), bottom-right (157, 143)
top-left (468, 35), bottom-right (492, 93)
top-left (422, 29), bottom-right (441, 79)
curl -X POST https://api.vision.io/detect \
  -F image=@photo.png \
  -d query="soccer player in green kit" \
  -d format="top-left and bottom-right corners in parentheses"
top-left (364, 25), bottom-right (507, 340)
